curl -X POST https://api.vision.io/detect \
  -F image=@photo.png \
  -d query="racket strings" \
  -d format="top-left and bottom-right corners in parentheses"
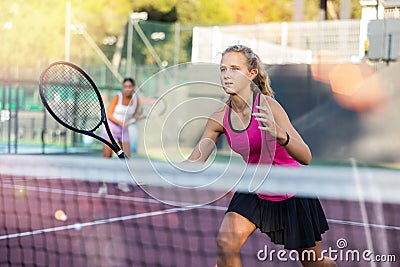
top-left (41, 65), bottom-right (102, 131)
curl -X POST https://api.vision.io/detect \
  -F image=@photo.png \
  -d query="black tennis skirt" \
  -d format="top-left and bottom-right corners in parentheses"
top-left (226, 192), bottom-right (329, 250)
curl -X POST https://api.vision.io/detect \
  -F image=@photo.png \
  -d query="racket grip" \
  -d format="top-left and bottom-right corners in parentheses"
top-left (117, 150), bottom-right (127, 158)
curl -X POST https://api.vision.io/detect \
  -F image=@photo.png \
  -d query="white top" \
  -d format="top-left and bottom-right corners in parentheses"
top-left (112, 92), bottom-right (137, 122)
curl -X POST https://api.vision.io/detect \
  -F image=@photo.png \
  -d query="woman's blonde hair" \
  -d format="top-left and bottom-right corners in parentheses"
top-left (222, 45), bottom-right (274, 98)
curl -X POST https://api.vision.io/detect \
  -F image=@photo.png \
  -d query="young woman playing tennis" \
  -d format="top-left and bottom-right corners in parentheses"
top-left (187, 45), bottom-right (337, 267)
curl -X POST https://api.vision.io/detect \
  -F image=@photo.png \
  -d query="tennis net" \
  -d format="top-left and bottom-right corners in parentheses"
top-left (0, 154), bottom-right (399, 266)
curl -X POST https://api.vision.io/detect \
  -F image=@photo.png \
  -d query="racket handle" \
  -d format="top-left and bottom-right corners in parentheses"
top-left (117, 150), bottom-right (127, 159)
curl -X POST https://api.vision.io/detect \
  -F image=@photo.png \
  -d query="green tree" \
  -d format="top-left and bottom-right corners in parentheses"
top-left (0, 0), bottom-right (65, 67)
top-left (228, 0), bottom-right (293, 23)
top-left (128, 0), bottom-right (235, 66)
top-left (68, 0), bottom-right (132, 65)
top-left (0, 0), bottom-right (363, 70)
top-left (132, 0), bottom-right (234, 25)
top-left (0, 0), bottom-right (131, 68)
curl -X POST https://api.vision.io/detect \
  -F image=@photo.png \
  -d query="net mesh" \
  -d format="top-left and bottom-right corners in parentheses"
top-left (40, 63), bottom-right (102, 131)
top-left (0, 155), bottom-right (399, 267)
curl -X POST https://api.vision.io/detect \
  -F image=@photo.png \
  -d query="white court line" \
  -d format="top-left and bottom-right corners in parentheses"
top-left (350, 158), bottom-right (376, 267)
top-left (0, 206), bottom-right (192, 240)
top-left (1, 181), bottom-right (399, 234)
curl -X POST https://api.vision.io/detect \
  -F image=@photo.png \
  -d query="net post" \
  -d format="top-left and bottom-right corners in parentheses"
top-left (386, 33), bottom-right (392, 66)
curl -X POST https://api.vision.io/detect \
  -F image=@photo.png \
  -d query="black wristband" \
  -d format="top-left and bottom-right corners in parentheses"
top-left (281, 132), bottom-right (290, 147)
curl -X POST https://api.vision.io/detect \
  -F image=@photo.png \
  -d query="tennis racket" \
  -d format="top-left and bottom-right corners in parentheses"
top-left (39, 61), bottom-right (126, 158)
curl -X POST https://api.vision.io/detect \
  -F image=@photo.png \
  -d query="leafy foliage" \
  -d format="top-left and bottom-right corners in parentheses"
top-left (0, 0), bottom-right (362, 68)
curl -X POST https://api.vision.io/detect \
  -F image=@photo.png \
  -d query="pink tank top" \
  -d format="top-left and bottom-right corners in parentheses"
top-left (223, 93), bottom-right (300, 201)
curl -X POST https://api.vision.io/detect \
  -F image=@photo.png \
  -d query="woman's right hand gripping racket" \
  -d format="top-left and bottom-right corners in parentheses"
top-left (39, 61), bottom-right (126, 158)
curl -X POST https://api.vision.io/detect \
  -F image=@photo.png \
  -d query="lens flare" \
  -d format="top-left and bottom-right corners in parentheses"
top-left (54, 210), bottom-right (67, 221)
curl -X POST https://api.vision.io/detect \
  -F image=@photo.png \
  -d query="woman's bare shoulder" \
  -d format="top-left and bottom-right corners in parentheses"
top-left (206, 105), bottom-right (227, 132)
